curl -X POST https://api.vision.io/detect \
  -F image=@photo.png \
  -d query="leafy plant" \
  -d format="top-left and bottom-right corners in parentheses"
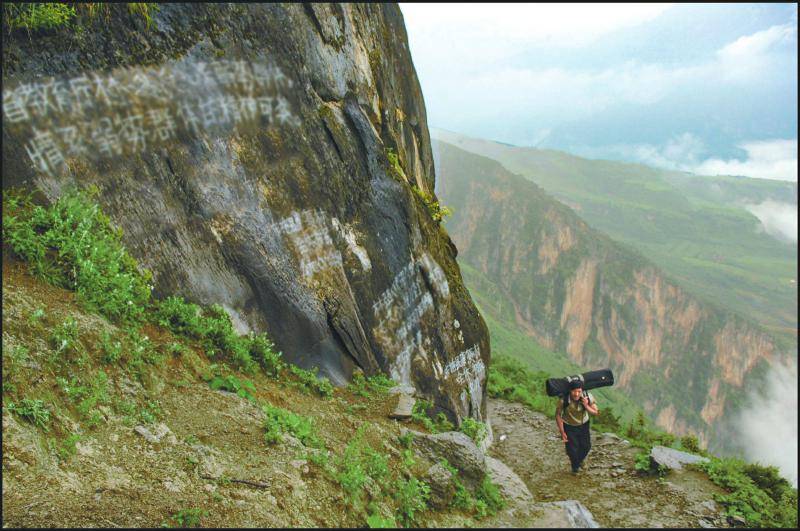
top-left (262, 403), bottom-right (321, 448)
top-left (412, 399), bottom-right (454, 433)
top-left (634, 452), bottom-right (653, 473)
top-left (3, 188), bottom-right (152, 324)
top-left (459, 417), bottom-right (487, 444)
top-left (49, 316), bottom-right (80, 355)
top-left (209, 374), bottom-right (256, 402)
top-left (6, 398), bottom-right (51, 429)
top-left (366, 510), bottom-right (397, 528)
top-left (393, 476), bottom-right (430, 526)
top-left (289, 365), bottom-right (334, 399)
top-left (99, 330), bottom-right (123, 364)
top-left (28, 307), bottom-right (46, 325)
top-left (165, 507), bottom-right (208, 528)
top-left (411, 184), bottom-right (453, 223)
top-left (56, 433), bottom-right (82, 461)
top-left (680, 433), bottom-right (707, 456)
top-left (348, 371), bottom-right (395, 399)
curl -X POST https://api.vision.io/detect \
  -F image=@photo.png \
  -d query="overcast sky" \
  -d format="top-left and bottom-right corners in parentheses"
top-left (400, 3), bottom-right (798, 182)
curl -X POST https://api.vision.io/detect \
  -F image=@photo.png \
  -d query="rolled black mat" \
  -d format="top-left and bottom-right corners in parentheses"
top-left (545, 368), bottom-right (614, 396)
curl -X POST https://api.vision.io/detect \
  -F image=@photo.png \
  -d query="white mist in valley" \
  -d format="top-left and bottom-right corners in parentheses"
top-left (736, 358), bottom-right (798, 486)
top-left (745, 200), bottom-right (798, 244)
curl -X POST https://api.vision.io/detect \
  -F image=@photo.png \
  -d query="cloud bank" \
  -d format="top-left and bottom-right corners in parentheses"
top-left (745, 200), bottom-right (799, 243)
top-left (736, 359), bottom-right (798, 487)
top-left (696, 139), bottom-right (798, 182)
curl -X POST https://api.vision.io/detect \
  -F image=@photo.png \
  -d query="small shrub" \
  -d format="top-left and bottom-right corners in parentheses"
top-left (634, 451), bottom-right (652, 473)
top-left (56, 433), bottom-right (82, 461)
top-left (248, 333), bottom-right (284, 377)
top-left (28, 307), bottom-right (46, 325)
top-left (139, 400), bottom-right (161, 425)
top-left (289, 365), bottom-right (334, 399)
top-left (411, 184), bottom-right (453, 223)
top-left (412, 399), bottom-right (454, 433)
top-left (393, 476), bottom-right (430, 526)
top-left (333, 426), bottom-right (392, 508)
top-left (680, 434), bottom-right (706, 456)
top-left (474, 476), bottom-right (505, 517)
top-left (262, 403), bottom-right (321, 448)
top-left (366, 511), bottom-right (397, 528)
top-left (8, 344), bottom-right (31, 365)
top-left (348, 371), bottom-right (394, 399)
top-left (460, 417), bottom-right (487, 444)
top-left (398, 431), bottom-right (414, 449)
top-left (49, 316), bottom-right (80, 355)
top-left (99, 330), bottom-right (123, 364)
top-left (7, 398), bottom-right (51, 429)
top-left (166, 507), bottom-right (208, 528)
top-left (209, 374), bottom-right (256, 402)
top-left (153, 296), bottom-right (203, 337)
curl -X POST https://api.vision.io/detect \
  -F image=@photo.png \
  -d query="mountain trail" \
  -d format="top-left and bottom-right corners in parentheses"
top-left (484, 398), bottom-right (732, 528)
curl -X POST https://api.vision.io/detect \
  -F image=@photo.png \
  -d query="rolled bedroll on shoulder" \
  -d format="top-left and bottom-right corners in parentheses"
top-left (545, 369), bottom-right (614, 396)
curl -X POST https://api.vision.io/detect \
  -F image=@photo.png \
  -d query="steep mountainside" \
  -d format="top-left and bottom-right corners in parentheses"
top-left (435, 140), bottom-right (794, 451)
top-left (431, 128), bottom-right (798, 335)
top-left (2, 4), bottom-right (489, 422)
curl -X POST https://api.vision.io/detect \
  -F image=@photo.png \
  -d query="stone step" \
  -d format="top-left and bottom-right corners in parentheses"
top-left (389, 394), bottom-right (415, 420)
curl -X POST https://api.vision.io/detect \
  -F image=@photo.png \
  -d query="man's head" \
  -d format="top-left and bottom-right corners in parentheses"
top-left (569, 380), bottom-right (583, 401)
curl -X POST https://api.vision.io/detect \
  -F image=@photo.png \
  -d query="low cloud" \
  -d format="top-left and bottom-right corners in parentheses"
top-left (584, 136), bottom-right (797, 183)
top-left (695, 139), bottom-right (798, 182)
top-left (745, 200), bottom-right (798, 243)
top-left (735, 359), bottom-right (798, 487)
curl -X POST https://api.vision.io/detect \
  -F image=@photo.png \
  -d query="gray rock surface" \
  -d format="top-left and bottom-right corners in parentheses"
top-left (2, 3), bottom-right (490, 424)
top-left (484, 455), bottom-right (532, 504)
top-left (403, 428), bottom-right (487, 487)
top-left (424, 462), bottom-right (456, 510)
top-left (650, 446), bottom-right (710, 471)
top-left (535, 500), bottom-right (600, 528)
top-left (389, 394), bottom-right (415, 420)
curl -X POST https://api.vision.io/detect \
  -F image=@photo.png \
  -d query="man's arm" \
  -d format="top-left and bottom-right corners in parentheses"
top-left (555, 400), bottom-right (568, 442)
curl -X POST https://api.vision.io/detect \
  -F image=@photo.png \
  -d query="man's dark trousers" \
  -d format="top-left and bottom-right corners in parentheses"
top-left (564, 421), bottom-right (591, 472)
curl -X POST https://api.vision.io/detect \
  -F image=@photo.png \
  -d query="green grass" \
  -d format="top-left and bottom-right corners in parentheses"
top-left (3, 3), bottom-right (159, 32)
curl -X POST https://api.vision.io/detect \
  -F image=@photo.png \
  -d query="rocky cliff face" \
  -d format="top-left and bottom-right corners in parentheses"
top-left (1, 4), bottom-right (489, 422)
top-left (435, 140), bottom-right (791, 447)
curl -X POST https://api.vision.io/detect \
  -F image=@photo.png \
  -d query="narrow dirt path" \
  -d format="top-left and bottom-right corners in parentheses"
top-left (486, 398), bottom-right (730, 528)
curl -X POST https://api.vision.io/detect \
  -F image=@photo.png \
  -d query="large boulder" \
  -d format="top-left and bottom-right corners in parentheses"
top-left (403, 428), bottom-right (487, 487)
top-left (650, 446), bottom-right (710, 471)
top-left (484, 455), bottom-right (532, 504)
top-left (2, 3), bottom-right (489, 423)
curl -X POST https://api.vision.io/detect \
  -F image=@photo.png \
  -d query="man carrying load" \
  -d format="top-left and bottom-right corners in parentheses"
top-left (555, 380), bottom-right (599, 473)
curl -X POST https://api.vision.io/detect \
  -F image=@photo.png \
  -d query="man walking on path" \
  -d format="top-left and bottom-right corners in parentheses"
top-left (555, 380), bottom-right (599, 473)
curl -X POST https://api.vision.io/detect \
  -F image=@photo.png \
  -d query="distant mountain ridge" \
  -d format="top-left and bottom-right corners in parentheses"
top-left (434, 139), bottom-right (795, 452)
top-left (431, 128), bottom-right (798, 335)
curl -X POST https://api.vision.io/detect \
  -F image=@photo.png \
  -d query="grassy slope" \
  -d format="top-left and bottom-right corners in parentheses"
top-left (0, 255), bottom-right (484, 528)
top-left (431, 132), bottom-right (797, 335)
